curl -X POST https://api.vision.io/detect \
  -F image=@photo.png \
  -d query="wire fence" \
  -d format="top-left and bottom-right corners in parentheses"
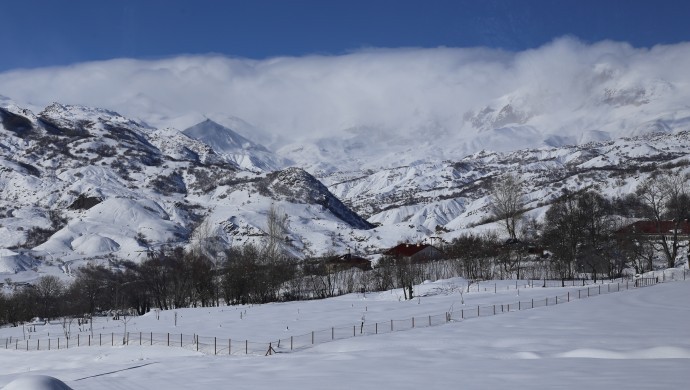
top-left (468, 278), bottom-right (602, 293)
top-left (2, 269), bottom-right (688, 356)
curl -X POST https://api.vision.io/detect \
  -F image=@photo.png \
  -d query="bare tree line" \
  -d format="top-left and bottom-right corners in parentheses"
top-left (488, 170), bottom-right (690, 280)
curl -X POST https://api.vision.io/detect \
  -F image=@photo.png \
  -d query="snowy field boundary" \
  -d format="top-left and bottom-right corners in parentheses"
top-left (2, 269), bottom-right (688, 356)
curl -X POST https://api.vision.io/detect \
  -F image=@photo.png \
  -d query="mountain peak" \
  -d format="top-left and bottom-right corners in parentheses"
top-left (183, 119), bottom-right (292, 172)
top-left (184, 119), bottom-right (268, 153)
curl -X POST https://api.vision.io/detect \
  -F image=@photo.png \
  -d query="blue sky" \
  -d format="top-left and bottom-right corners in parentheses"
top-left (1, 0), bottom-right (689, 72)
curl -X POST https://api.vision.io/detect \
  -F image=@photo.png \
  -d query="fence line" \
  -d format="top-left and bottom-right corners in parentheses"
top-left (2, 269), bottom-right (687, 356)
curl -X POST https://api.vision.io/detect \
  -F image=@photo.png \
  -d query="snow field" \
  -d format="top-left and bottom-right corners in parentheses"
top-left (2, 275), bottom-right (689, 389)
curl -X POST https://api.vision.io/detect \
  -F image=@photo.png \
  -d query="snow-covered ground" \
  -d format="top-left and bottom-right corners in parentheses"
top-left (1, 276), bottom-right (689, 389)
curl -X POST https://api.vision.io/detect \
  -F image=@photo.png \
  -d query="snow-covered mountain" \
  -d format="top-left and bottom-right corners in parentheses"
top-left (2, 94), bottom-right (690, 282)
top-left (183, 119), bottom-right (292, 172)
top-left (271, 52), bottom-right (690, 173)
top-left (324, 131), bottom-right (690, 237)
top-left (0, 102), bottom-right (375, 279)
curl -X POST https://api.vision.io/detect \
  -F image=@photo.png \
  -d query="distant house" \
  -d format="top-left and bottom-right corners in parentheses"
top-left (326, 253), bottom-right (372, 271)
top-left (384, 243), bottom-right (443, 263)
top-left (618, 220), bottom-right (690, 240)
top-left (502, 238), bottom-right (548, 258)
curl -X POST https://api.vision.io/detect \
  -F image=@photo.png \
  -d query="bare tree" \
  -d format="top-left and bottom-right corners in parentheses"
top-left (576, 191), bottom-right (616, 281)
top-left (490, 173), bottom-right (525, 240)
top-left (190, 217), bottom-right (226, 261)
top-left (34, 275), bottom-right (63, 319)
top-left (617, 228), bottom-right (656, 274)
top-left (446, 233), bottom-right (498, 280)
top-left (637, 171), bottom-right (690, 268)
top-left (542, 191), bottom-right (582, 279)
top-left (264, 203), bottom-right (289, 260)
top-left (189, 218), bottom-right (226, 306)
top-left (377, 255), bottom-right (421, 300)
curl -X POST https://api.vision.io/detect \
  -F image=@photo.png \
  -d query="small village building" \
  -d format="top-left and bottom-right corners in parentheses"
top-left (383, 243), bottom-right (443, 263)
top-left (325, 253), bottom-right (372, 271)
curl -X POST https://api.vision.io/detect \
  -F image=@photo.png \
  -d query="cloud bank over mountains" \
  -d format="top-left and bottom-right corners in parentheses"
top-left (2, 37), bottom-right (690, 156)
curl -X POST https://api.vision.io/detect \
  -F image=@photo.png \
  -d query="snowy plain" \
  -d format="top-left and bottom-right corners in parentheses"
top-left (1, 276), bottom-right (689, 389)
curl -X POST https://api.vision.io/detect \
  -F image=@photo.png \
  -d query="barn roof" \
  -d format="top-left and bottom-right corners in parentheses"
top-left (384, 243), bottom-right (435, 257)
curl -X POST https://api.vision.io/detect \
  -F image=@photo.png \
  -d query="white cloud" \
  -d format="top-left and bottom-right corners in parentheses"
top-left (2, 37), bottom-right (690, 156)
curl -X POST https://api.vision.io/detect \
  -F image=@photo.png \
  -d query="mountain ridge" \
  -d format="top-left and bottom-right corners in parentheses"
top-left (2, 97), bottom-right (690, 283)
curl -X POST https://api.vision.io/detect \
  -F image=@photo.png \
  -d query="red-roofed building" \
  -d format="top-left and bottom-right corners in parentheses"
top-left (384, 243), bottom-right (443, 263)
